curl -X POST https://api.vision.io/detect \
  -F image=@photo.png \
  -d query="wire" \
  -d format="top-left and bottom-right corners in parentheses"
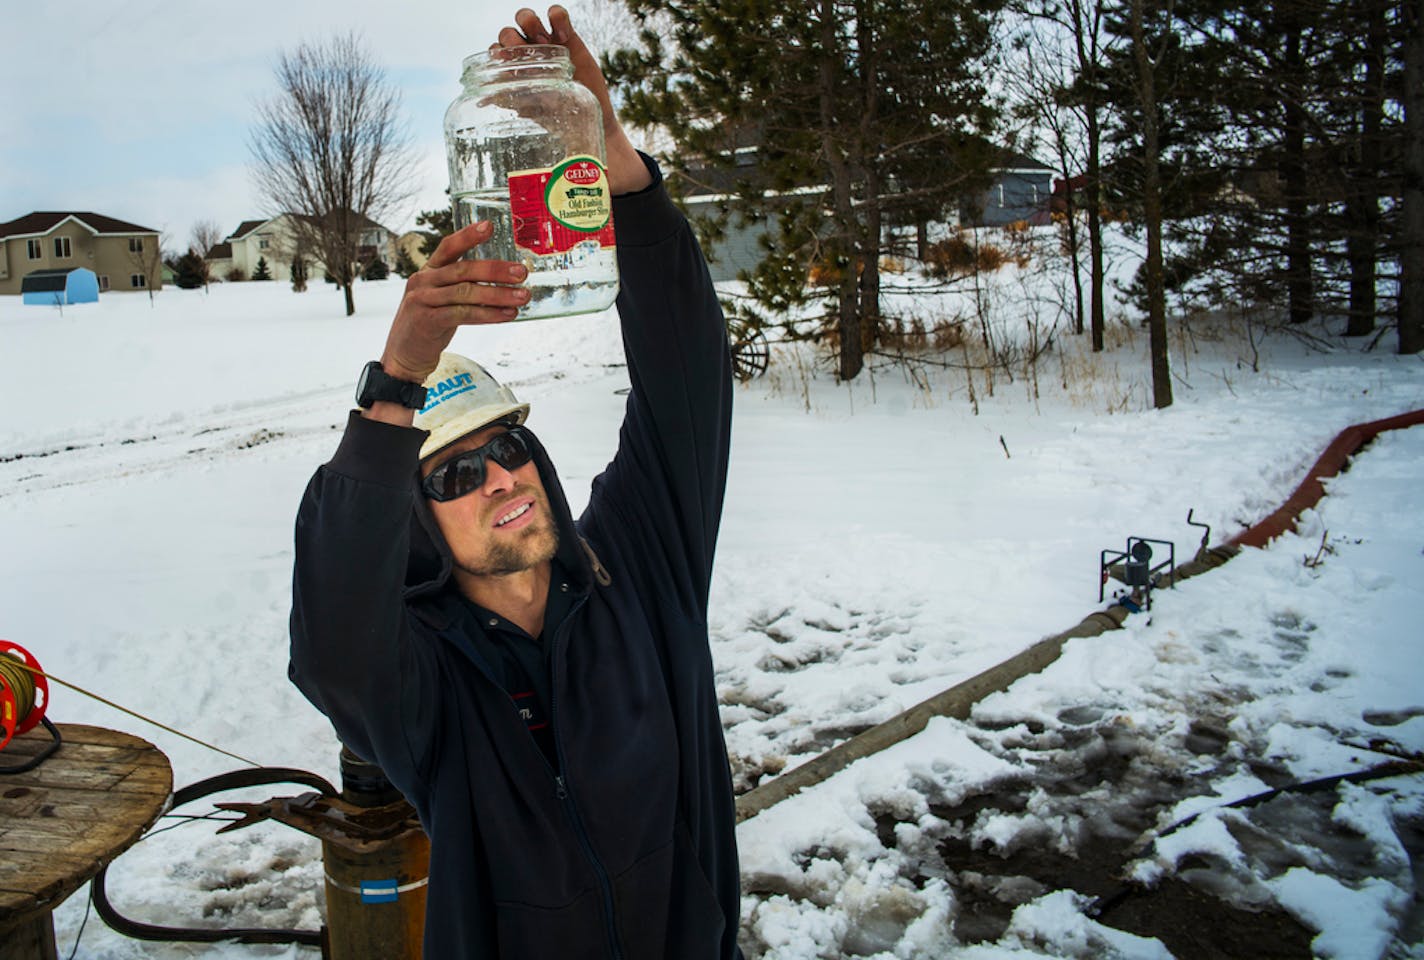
top-left (0, 651), bottom-right (38, 722)
top-left (4, 656), bottom-right (261, 768)
top-left (64, 890), bottom-right (92, 960)
top-left (140, 813), bottom-right (245, 842)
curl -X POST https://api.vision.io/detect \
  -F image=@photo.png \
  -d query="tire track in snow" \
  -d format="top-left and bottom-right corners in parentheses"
top-left (0, 365), bottom-right (623, 500)
top-left (0, 386), bottom-right (347, 499)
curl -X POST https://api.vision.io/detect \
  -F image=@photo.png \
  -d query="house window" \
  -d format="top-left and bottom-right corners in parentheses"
top-left (131, 273), bottom-right (147, 288)
top-left (54, 236), bottom-right (72, 258)
top-left (258, 237), bottom-right (270, 249)
top-left (26, 239), bottom-right (42, 259)
top-left (98, 275), bottom-right (110, 292)
top-left (129, 237), bottom-right (144, 253)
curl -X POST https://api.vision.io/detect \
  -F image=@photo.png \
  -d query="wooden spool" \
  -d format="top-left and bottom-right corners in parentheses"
top-left (0, 724), bottom-right (172, 960)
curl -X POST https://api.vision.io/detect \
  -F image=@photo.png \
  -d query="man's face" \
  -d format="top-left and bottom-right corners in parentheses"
top-left (420, 423), bottom-right (558, 578)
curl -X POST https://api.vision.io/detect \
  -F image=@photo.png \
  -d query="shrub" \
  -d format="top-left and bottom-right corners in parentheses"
top-left (174, 252), bottom-right (206, 289)
top-left (923, 232), bottom-right (1013, 279)
top-left (806, 256), bottom-right (864, 286)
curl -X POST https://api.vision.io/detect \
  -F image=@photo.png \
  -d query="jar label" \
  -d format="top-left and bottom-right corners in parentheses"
top-left (507, 156), bottom-right (616, 257)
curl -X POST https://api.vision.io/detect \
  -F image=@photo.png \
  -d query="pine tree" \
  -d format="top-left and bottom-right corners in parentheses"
top-left (415, 208), bottom-right (453, 259)
top-left (1401, 0), bottom-right (1424, 353)
top-left (174, 252), bottom-right (207, 289)
top-left (253, 256), bottom-right (272, 281)
top-left (1104, 0), bottom-right (1408, 338)
top-left (606, 0), bottom-right (1007, 380)
top-left (394, 245), bottom-right (420, 278)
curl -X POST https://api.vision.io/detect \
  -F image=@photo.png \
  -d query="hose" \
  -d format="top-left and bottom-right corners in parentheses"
top-left (91, 766), bottom-right (336, 946)
top-left (1091, 756), bottom-right (1424, 919)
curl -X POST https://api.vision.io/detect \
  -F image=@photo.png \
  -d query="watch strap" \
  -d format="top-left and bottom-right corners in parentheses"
top-left (357, 361), bottom-right (428, 410)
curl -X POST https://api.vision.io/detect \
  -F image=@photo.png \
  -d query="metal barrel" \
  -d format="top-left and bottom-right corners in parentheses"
top-left (320, 748), bottom-right (430, 960)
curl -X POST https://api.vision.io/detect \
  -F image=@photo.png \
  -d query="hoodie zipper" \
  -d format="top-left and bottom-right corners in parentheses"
top-left (547, 595), bottom-right (627, 960)
top-left (440, 572), bottom-right (622, 956)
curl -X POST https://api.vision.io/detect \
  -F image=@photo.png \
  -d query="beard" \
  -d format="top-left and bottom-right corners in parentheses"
top-left (451, 487), bottom-right (560, 577)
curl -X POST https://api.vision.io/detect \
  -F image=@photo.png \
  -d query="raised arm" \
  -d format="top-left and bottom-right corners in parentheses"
top-left (496, 8), bottom-right (733, 600)
top-left (593, 164), bottom-right (734, 606)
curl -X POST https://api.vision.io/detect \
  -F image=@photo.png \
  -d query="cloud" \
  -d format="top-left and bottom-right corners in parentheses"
top-left (2, 2), bottom-right (640, 243)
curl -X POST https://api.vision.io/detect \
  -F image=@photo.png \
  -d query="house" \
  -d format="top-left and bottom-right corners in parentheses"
top-left (394, 231), bottom-right (431, 272)
top-left (204, 241), bottom-right (235, 279)
top-left (675, 148), bottom-right (1059, 282)
top-left (20, 267), bottom-right (99, 306)
top-left (0, 212), bottom-right (162, 296)
top-left (208, 213), bottom-right (396, 282)
top-left (964, 152), bottom-right (1056, 227)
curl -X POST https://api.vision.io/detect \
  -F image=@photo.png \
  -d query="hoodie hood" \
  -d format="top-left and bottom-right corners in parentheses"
top-left (401, 425), bottom-right (602, 609)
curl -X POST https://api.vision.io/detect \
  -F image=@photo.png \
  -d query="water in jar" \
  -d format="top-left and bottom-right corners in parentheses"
top-left (445, 48), bottom-right (619, 321)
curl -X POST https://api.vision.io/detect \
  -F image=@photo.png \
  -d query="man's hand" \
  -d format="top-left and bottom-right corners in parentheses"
top-left (364, 224), bottom-right (529, 425)
top-left (496, 5), bottom-right (653, 195)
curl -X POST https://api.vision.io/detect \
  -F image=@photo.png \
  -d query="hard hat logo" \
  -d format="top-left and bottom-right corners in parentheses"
top-left (414, 353), bottom-right (530, 461)
top-left (422, 372), bottom-right (478, 413)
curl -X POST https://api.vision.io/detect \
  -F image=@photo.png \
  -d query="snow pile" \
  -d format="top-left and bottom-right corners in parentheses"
top-left (2, 261), bottom-right (1422, 958)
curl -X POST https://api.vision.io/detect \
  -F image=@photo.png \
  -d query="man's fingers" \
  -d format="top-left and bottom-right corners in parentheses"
top-left (450, 303), bottom-right (525, 325)
top-left (419, 280), bottom-right (531, 311)
top-left (418, 256), bottom-right (528, 289)
top-left (546, 6), bottom-right (577, 48)
top-left (425, 223), bottom-right (490, 270)
top-left (497, 25), bottom-right (528, 48)
top-left (514, 8), bottom-right (552, 43)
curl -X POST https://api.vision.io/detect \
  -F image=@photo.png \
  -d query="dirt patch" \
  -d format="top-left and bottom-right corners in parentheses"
top-left (1100, 878), bottom-right (1314, 959)
top-left (909, 780), bottom-right (1317, 957)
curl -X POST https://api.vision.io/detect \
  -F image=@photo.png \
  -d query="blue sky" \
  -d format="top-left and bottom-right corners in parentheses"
top-left (1, 1), bottom-right (545, 251)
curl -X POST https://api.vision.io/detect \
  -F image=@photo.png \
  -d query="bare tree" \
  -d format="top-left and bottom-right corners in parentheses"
top-left (189, 219), bottom-right (224, 291)
top-left (126, 233), bottom-right (165, 306)
top-left (250, 33), bottom-right (416, 316)
top-left (1011, 0), bottom-right (1116, 352)
top-left (1002, 17), bottom-right (1089, 337)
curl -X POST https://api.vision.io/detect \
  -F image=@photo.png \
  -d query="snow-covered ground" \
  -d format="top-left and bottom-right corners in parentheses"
top-left (1, 263), bottom-right (1421, 958)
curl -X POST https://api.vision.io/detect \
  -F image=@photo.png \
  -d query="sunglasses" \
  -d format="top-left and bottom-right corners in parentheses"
top-left (421, 426), bottom-right (534, 502)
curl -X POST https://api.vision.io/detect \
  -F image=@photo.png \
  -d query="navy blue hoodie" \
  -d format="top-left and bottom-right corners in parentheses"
top-left (289, 157), bottom-right (742, 958)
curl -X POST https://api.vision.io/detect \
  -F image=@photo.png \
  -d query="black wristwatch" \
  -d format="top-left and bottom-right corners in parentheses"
top-left (355, 361), bottom-right (428, 410)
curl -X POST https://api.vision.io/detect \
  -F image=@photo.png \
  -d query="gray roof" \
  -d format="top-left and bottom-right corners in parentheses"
top-left (21, 267), bottom-right (80, 292)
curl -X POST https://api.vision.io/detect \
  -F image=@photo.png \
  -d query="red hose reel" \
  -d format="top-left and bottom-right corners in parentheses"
top-left (0, 640), bottom-right (49, 751)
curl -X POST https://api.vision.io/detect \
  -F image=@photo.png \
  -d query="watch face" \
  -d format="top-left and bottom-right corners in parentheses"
top-left (356, 363), bottom-right (375, 405)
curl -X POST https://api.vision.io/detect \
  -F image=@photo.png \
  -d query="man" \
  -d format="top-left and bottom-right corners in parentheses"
top-left (288, 7), bottom-right (742, 957)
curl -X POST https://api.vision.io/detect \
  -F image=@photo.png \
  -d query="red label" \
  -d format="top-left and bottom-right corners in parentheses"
top-left (507, 157), bottom-right (616, 256)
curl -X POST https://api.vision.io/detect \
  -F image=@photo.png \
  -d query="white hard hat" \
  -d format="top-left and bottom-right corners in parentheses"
top-left (414, 352), bottom-right (529, 459)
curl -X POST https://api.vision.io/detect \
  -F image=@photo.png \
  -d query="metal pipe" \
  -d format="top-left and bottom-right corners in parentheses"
top-left (735, 409), bottom-right (1424, 822)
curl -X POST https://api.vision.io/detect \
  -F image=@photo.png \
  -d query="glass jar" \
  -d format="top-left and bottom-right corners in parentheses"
top-left (444, 45), bottom-right (619, 320)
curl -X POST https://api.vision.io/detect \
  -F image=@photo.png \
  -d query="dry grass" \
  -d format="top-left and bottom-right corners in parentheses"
top-left (923, 227), bottom-right (1031, 280)
top-left (879, 316), bottom-right (967, 354)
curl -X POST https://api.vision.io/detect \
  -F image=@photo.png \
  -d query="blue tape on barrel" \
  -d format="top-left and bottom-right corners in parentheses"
top-left (360, 879), bottom-right (399, 904)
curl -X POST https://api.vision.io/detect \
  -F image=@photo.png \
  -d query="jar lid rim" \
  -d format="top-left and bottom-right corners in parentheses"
top-left (462, 44), bottom-right (571, 72)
